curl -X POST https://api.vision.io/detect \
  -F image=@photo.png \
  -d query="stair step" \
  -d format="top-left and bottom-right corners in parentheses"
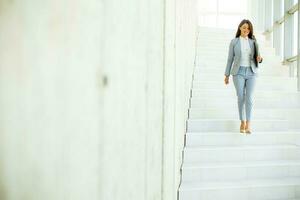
top-left (179, 177), bottom-right (300, 200)
top-left (187, 119), bottom-right (289, 132)
top-left (194, 69), bottom-right (290, 77)
top-left (185, 131), bottom-right (300, 146)
top-left (195, 60), bottom-right (284, 68)
top-left (191, 88), bottom-right (300, 99)
top-left (194, 63), bottom-right (289, 73)
top-left (196, 38), bottom-right (269, 45)
top-left (194, 70), bottom-right (292, 78)
top-left (189, 97), bottom-right (300, 109)
top-left (197, 36), bottom-right (269, 42)
top-left (192, 79), bottom-right (297, 91)
top-left (196, 55), bottom-right (276, 62)
top-left (183, 144), bottom-right (300, 163)
top-left (196, 50), bottom-right (277, 58)
top-left (183, 160), bottom-right (300, 169)
top-left (180, 177), bottom-right (300, 190)
top-left (189, 108), bottom-right (300, 120)
top-left (193, 74), bottom-right (297, 82)
top-left (181, 160), bottom-right (300, 182)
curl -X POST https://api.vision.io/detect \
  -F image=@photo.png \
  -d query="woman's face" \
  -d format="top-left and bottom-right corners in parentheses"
top-left (240, 23), bottom-right (250, 37)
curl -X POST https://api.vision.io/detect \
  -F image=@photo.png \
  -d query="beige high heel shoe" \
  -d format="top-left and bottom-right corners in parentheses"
top-left (245, 122), bottom-right (251, 134)
top-left (245, 128), bottom-right (251, 134)
top-left (240, 123), bottom-right (246, 134)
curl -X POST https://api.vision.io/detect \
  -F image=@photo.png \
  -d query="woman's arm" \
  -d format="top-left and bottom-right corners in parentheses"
top-left (224, 39), bottom-right (235, 77)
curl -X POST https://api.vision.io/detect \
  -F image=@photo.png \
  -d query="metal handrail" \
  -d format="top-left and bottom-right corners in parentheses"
top-left (263, 3), bottom-right (298, 35)
top-left (287, 3), bottom-right (298, 14)
top-left (282, 55), bottom-right (299, 65)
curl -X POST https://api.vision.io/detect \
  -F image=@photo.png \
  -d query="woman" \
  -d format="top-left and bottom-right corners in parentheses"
top-left (224, 19), bottom-right (263, 134)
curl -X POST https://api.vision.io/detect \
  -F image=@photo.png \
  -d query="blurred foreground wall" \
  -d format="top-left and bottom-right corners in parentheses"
top-left (0, 0), bottom-right (198, 199)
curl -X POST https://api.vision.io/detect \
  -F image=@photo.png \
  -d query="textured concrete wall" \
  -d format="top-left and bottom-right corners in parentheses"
top-left (0, 0), bottom-right (197, 199)
top-left (163, 0), bottom-right (198, 199)
top-left (0, 1), bottom-right (103, 199)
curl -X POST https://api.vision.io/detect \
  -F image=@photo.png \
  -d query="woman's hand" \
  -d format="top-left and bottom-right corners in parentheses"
top-left (224, 76), bottom-right (229, 85)
top-left (256, 55), bottom-right (263, 63)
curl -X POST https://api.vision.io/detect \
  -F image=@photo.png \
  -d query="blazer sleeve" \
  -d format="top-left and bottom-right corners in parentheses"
top-left (224, 39), bottom-right (235, 76)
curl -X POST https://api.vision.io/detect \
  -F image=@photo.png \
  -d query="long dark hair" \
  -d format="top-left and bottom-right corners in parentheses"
top-left (235, 19), bottom-right (256, 40)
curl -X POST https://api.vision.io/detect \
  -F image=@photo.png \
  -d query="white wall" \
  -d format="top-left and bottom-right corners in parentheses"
top-left (196, 0), bottom-right (265, 33)
top-left (0, 0), bottom-right (198, 200)
top-left (197, 0), bottom-right (249, 29)
top-left (248, 0), bottom-right (266, 32)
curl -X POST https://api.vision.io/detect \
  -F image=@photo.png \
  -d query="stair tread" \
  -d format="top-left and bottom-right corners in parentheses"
top-left (182, 160), bottom-right (300, 169)
top-left (186, 131), bottom-right (300, 135)
top-left (190, 107), bottom-right (300, 110)
top-left (179, 177), bottom-right (300, 190)
top-left (185, 144), bottom-right (300, 150)
top-left (192, 87), bottom-right (300, 93)
top-left (188, 119), bottom-right (289, 122)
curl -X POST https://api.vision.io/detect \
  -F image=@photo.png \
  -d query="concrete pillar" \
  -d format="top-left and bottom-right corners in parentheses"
top-left (264, 0), bottom-right (273, 41)
top-left (249, 0), bottom-right (266, 31)
top-left (273, 0), bottom-right (283, 56)
top-left (284, 0), bottom-right (294, 60)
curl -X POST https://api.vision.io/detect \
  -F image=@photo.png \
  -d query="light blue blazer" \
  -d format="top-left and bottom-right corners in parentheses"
top-left (224, 37), bottom-right (261, 76)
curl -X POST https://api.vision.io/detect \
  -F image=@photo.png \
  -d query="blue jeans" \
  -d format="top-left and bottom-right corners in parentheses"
top-left (232, 66), bottom-right (257, 121)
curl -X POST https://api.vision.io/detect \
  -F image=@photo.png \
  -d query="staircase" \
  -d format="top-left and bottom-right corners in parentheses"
top-left (178, 27), bottom-right (300, 200)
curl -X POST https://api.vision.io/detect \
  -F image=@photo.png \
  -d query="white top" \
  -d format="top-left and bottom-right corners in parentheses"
top-left (239, 36), bottom-right (251, 67)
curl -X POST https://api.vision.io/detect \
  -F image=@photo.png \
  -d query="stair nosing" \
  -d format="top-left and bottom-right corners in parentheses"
top-left (179, 177), bottom-right (300, 191)
top-left (182, 160), bottom-right (300, 169)
top-left (186, 131), bottom-right (300, 135)
top-left (184, 144), bottom-right (300, 151)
